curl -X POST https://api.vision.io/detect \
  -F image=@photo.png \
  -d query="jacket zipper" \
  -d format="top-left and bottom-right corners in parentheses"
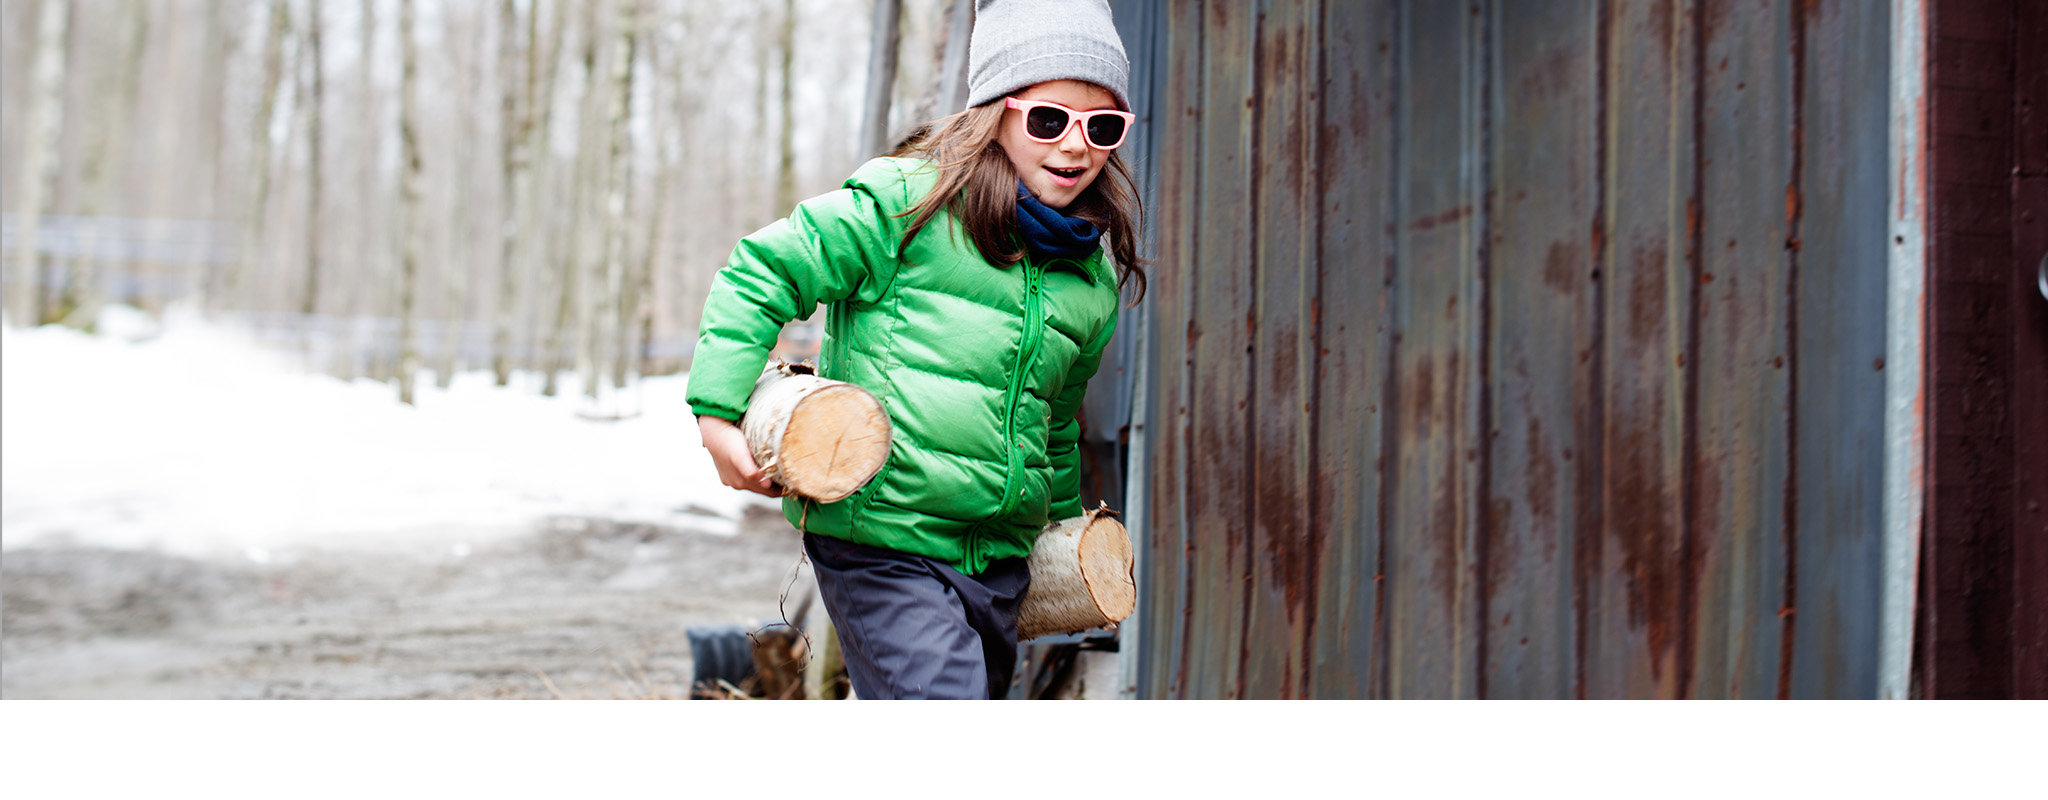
top-left (990, 259), bottom-right (1047, 530)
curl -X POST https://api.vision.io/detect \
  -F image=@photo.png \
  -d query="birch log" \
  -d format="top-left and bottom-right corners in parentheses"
top-left (739, 362), bottom-right (891, 503)
top-left (1017, 503), bottom-right (1135, 641)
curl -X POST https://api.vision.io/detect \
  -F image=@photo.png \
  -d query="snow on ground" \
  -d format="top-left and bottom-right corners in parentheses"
top-left (0, 305), bottom-right (769, 560)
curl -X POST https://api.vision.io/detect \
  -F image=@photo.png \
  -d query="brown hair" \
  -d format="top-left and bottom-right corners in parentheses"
top-left (890, 101), bottom-right (1147, 304)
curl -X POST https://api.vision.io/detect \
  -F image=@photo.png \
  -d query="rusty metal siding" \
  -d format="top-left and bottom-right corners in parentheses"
top-left (1593, 0), bottom-right (1695, 701)
top-left (1387, 0), bottom-right (1484, 700)
top-left (1691, 0), bottom-right (1795, 701)
top-left (1789, 0), bottom-right (1889, 699)
top-left (1483, 0), bottom-right (1598, 700)
top-left (1306, 0), bottom-right (1395, 701)
top-left (1140, 0), bottom-right (1200, 699)
top-left (1131, 0), bottom-right (1892, 698)
top-left (1184, 0), bottom-right (1255, 699)
top-left (1245, 0), bottom-right (1318, 699)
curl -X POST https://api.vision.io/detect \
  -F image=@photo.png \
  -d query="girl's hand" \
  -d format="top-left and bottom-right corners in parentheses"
top-left (698, 415), bottom-right (780, 497)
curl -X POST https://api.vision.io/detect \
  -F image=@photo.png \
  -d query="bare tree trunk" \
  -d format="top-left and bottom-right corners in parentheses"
top-left (621, 14), bottom-right (673, 390)
top-left (194, 0), bottom-right (234, 311)
top-left (934, 0), bottom-right (973, 116)
top-left (752, 5), bottom-right (772, 228)
top-left (675, 2), bottom-right (736, 374)
top-left (856, 0), bottom-right (899, 162)
top-left (523, 0), bottom-right (568, 382)
top-left (343, 0), bottom-right (378, 380)
top-left (438, 9), bottom-right (487, 390)
top-left (774, 0), bottom-right (796, 215)
top-left (576, 4), bottom-right (614, 401)
top-left (9, 0), bottom-right (70, 328)
top-left (544, 3), bottom-right (599, 397)
top-left (68, 1), bottom-right (150, 329)
top-left (490, 0), bottom-right (526, 386)
top-left (141, 0), bottom-right (194, 314)
top-left (302, 0), bottom-right (325, 320)
top-left (396, 0), bottom-right (423, 405)
top-left (227, 0), bottom-right (291, 313)
top-left (590, 0), bottom-right (637, 402)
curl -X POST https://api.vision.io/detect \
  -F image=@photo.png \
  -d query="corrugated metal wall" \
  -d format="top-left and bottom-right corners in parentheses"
top-left (1130, 0), bottom-right (1891, 698)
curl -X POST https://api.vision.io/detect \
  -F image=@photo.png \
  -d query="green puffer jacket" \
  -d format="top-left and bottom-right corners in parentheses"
top-left (686, 157), bottom-right (1121, 575)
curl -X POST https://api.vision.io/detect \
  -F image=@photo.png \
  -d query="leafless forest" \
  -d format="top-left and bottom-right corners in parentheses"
top-left (1, 0), bottom-right (968, 403)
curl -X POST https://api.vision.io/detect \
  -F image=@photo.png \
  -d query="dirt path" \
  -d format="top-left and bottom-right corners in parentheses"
top-left (1, 508), bottom-right (809, 699)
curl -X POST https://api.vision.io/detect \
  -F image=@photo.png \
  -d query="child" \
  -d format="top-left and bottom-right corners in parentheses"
top-left (687, 0), bottom-right (1143, 700)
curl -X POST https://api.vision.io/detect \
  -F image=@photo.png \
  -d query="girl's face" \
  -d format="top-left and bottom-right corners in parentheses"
top-left (997, 80), bottom-right (1120, 210)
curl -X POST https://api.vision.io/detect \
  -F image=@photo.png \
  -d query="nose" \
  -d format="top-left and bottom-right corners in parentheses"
top-left (1058, 122), bottom-right (1089, 155)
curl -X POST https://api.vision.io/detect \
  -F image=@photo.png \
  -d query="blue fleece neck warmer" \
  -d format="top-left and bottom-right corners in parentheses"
top-left (1015, 181), bottom-right (1102, 262)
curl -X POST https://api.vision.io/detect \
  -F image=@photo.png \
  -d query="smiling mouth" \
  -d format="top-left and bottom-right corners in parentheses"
top-left (1045, 166), bottom-right (1086, 179)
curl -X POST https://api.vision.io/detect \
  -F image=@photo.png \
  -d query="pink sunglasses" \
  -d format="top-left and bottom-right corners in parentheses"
top-left (1005, 97), bottom-right (1136, 150)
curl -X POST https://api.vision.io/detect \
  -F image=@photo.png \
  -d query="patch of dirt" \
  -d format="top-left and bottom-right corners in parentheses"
top-left (1, 508), bottom-right (809, 699)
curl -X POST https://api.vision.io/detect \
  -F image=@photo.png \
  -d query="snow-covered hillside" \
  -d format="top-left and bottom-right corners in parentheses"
top-left (1, 306), bottom-right (765, 560)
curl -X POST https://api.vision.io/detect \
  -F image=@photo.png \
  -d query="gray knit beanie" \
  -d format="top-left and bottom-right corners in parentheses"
top-left (965, 0), bottom-right (1130, 112)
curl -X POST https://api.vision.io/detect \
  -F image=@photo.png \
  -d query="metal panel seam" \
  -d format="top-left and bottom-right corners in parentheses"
top-left (1577, 0), bottom-right (1615, 700)
top-left (1777, 0), bottom-right (1808, 701)
top-left (1880, 0), bottom-right (1928, 701)
top-left (1234, 0), bottom-right (1263, 701)
top-left (1172, 0), bottom-right (1204, 699)
top-left (1299, 0), bottom-right (1327, 700)
top-left (1372, 0), bottom-right (1404, 701)
top-left (1472, 0), bottom-right (1498, 700)
top-left (1115, 0), bottom-right (1163, 700)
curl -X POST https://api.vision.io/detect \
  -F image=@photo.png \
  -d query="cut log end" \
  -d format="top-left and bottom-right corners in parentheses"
top-left (777, 384), bottom-right (890, 503)
top-left (1076, 510), bottom-right (1136, 622)
top-left (740, 363), bottom-right (892, 504)
top-left (1017, 505), bottom-right (1136, 641)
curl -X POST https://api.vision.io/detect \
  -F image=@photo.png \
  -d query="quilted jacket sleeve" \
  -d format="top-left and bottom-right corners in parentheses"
top-left (685, 164), bottom-right (908, 421)
top-left (1045, 308), bottom-right (1119, 521)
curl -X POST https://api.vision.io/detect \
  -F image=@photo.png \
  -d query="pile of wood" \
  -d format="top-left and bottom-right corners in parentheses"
top-left (689, 580), bottom-right (854, 700)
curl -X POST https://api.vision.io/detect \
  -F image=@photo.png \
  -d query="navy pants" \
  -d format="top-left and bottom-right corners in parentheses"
top-left (804, 533), bottom-right (1030, 700)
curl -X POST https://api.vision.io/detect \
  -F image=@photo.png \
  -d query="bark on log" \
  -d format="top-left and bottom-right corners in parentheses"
top-left (739, 362), bottom-right (892, 503)
top-left (1017, 503), bottom-right (1136, 641)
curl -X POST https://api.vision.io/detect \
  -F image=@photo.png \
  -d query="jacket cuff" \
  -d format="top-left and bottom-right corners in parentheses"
top-left (691, 407), bottom-right (743, 422)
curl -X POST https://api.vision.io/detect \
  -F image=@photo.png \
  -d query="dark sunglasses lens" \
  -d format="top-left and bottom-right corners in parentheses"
top-left (1086, 114), bottom-right (1127, 147)
top-left (1025, 106), bottom-right (1070, 140)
